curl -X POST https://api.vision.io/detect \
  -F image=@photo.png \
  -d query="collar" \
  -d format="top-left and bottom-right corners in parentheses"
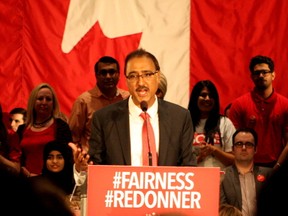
top-left (252, 88), bottom-right (276, 103)
top-left (235, 163), bottom-right (254, 174)
top-left (91, 85), bottom-right (120, 98)
top-left (128, 96), bottom-right (158, 118)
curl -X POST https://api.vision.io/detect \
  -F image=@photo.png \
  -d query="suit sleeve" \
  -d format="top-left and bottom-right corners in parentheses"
top-left (220, 181), bottom-right (227, 205)
top-left (180, 111), bottom-right (197, 166)
top-left (88, 111), bottom-right (104, 164)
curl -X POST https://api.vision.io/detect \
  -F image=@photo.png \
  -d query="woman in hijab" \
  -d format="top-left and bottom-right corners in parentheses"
top-left (32, 140), bottom-right (75, 195)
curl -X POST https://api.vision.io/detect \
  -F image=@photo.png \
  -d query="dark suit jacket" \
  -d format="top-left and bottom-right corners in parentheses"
top-left (220, 164), bottom-right (272, 211)
top-left (88, 98), bottom-right (196, 166)
top-left (257, 159), bottom-right (288, 216)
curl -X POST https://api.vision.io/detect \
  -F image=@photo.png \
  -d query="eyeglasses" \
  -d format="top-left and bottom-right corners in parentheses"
top-left (252, 70), bottom-right (272, 76)
top-left (97, 69), bottom-right (118, 77)
top-left (199, 92), bottom-right (213, 99)
top-left (126, 71), bottom-right (158, 82)
top-left (234, 142), bottom-right (255, 149)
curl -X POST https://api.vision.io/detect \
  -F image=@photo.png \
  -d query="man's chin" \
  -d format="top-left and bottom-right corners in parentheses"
top-left (256, 84), bottom-right (268, 91)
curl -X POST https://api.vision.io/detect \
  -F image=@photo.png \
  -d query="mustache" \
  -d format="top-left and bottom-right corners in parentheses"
top-left (103, 78), bottom-right (115, 82)
top-left (136, 86), bottom-right (149, 91)
top-left (256, 77), bottom-right (265, 80)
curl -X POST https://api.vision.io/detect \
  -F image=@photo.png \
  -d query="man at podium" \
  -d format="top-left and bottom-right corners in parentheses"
top-left (70, 48), bottom-right (196, 173)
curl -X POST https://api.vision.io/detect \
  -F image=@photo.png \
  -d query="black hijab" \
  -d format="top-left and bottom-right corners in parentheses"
top-left (41, 140), bottom-right (75, 195)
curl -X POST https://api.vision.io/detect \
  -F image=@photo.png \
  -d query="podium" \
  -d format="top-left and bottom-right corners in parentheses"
top-left (87, 166), bottom-right (220, 216)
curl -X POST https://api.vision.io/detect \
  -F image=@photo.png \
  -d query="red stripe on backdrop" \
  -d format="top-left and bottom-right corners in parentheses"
top-left (0, 0), bottom-right (24, 110)
top-left (191, 0), bottom-right (288, 113)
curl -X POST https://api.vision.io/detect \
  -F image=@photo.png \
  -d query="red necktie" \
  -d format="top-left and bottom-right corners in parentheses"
top-left (140, 112), bottom-right (158, 166)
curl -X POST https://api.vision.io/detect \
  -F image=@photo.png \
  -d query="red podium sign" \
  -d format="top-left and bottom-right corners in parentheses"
top-left (87, 166), bottom-right (220, 216)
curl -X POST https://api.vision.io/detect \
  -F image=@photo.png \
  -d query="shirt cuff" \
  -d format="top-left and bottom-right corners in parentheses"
top-left (73, 164), bottom-right (87, 186)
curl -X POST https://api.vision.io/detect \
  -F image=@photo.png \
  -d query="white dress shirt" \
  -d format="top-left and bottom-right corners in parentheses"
top-left (74, 96), bottom-right (160, 184)
top-left (128, 96), bottom-right (159, 166)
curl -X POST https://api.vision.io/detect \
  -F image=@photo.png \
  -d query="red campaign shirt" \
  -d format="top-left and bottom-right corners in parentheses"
top-left (229, 90), bottom-right (288, 163)
top-left (193, 132), bottom-right (221, 146)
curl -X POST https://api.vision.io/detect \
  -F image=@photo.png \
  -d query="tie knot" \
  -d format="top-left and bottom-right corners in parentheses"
top-left (140, 112), bottom-right (149, 120)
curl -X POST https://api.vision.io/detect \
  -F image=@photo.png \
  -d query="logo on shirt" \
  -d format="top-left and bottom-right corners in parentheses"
top-left (257, 174), bottom-right (266, 182)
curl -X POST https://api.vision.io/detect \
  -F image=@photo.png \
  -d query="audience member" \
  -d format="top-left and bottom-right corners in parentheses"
top-left (9, 107), bottom-right (27, 132)
top-left (156, 72), bottom-right (168, 99)
top-left (229, 55), bottom-right (288, 169)
top-left (70, 48), bottom-right (196, 174)
top-left (220, 128), bottom-right (272, 216)
top-left (188, 80), bottom-right (235, 170)
top-left (219, 204), bottom-right (243, 216)
top-left (30, 140), bottom-right (75, 195)
top-left (17, 83), bottom-right (72, 177)
top-left (30, 140), bottom-right (78, 215)
top-left (0, 170), bottom-right (74, 216)
top-left (256, 157), bottom-right (288, 216)
top-left (0, 104), bottom-right (21, 174)
top-left (69, 56), bottom-right (129, 152)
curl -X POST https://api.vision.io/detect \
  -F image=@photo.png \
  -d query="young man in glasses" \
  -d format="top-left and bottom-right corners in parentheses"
top-left (220, 128), bottom-right (272, 216)
top-left (229, 55), bottom-right (288, 169)
top-left (69, 56), bottom-right (129, 152)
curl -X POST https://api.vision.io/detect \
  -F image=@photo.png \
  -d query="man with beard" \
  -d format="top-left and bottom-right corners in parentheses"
top-left (69, 56), bottom-right (129, 152)
top-left (229, 55), bottom-right (288, 169)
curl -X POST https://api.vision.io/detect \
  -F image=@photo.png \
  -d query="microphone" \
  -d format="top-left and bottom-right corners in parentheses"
top-left (140, 101), bottom-right (148, 112)
top-left (140, 101), bottom-right (152, 166)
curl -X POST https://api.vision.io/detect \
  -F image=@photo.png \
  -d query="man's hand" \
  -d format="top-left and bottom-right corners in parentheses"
top-left (68, 142), bottom-right (93, 172)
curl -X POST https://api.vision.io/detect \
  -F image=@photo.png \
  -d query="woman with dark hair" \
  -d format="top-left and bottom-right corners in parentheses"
top-left (39, 140), bottom-right (75, 195)
top-left (29, 140), bottom-right (78, 214)
top-left (188, 80), bottom-right (235, 169)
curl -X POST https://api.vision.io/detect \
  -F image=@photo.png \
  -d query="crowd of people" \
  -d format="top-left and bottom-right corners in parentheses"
top-left (0, 50), bottom-right (287, 216)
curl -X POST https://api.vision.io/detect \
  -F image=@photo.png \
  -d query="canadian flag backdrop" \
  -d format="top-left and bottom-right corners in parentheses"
top-left (1, 0), bottom-right (288, 119)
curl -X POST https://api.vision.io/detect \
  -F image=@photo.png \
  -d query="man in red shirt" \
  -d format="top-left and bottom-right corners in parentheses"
top-left (229, 55), bottom-right (288, 169)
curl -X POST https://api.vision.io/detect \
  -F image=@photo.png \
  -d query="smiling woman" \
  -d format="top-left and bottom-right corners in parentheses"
top-left (29, 140), bottom-right (77, 214)
top-left (34, 140), bottom-right (75, 195)
top-left (188, 80), bottom-right (236, 170)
